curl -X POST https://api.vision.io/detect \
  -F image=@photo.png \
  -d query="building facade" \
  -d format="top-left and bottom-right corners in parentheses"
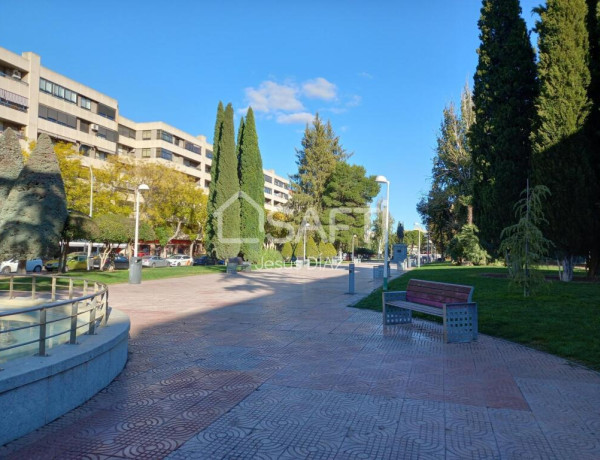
top-left (0, 46), bottom-right (290, 211)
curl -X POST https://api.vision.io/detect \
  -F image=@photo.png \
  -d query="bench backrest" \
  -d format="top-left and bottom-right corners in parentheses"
top-left (406, 279), bottom-right (473, 308)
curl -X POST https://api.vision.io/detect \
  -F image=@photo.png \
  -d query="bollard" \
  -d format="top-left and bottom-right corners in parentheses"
top-left (348, 263), bottom-right (355, 294)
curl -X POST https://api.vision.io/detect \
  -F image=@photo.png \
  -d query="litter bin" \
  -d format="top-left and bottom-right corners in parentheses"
top-left (373, 265), bottom-right (384, 279)
top-left (129, 257), bottom-right (143, 284)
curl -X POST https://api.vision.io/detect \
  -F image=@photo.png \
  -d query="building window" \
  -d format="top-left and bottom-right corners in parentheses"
top-left (142, 148), bottom-right (151, 158)
top-left (185, 142), bottom-right (201, 154)
top-left (38, 104), bottom-right (76, 129)
top-left (96, 125), bottom-right (118, 143)
top-left (79, 120), bottom-right (90, 133)
top-left (39, 78), bottom-right (77, 103)
top-left (80, 96), bottom-right (91, 110)
top-left (118, 124), bottom-right (135, 139)
top-left (206, 149), bottom-right (213, 159)
top-left (97, 103), bottom-right (116, 120)
top-left (159, 148), bottom-right (173, 161)
top-left (79, 145), bottom-right (91, 156)
top-left (264, 187), bottom-right (272, 195)
top-left (183, 158), bottom-right (199, 168)
top-left (204, 179), bottom-right (211, 188)
top-left (274, 179), bottom-right (286, 188)
top-left (264, 174), bottom-right (273, 183)
top-left (142, 130), bottom-right (152, 140)
top-left (158, 130), bottom-right (173, 143)
top-left (97, 151), bottom-right (108, 161)
top-left (205, 164), bottom-right (211, 174)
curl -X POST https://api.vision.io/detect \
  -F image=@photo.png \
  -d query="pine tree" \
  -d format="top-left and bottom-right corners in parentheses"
top-left (289, 114), bottom-right (348, 218)
top-left (0, 134), bottom-right (68, 263)
top-left (205, 101), bottom-right (224, 255)
top-left (238, 107), bottom-right (265, 263)
top-left (470, 0), bottom-right (538, 253)
top-left (0, 128), bottom-right (24, 213)
top-left (212, 103), bottom-right (240, 259)
top-left (532, 0), bottom-right (592, 281)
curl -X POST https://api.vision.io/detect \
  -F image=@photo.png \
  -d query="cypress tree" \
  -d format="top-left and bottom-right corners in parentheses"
top-left (0, 128), bottom-right (24, 213)
top-left (0, 133), bottom-right (68, 262)
top-left (238, 107), bottom-right (265, 263)
top-left (205, 101), bottom-right (224, 255)
top-left (586, 0), bottom-right (600, 276)
top-left (212, 103), bottom-right (240, 259)
top-left (470, 0), bottom-right (538, 253)
top-left (531, 0), bottom-right (592, 281)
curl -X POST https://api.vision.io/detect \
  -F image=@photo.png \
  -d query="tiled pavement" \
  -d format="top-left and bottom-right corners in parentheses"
top-left (1, 264), bottom-right (599, 459)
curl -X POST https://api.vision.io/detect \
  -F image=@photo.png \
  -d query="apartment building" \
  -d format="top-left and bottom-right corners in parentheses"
top-left (0, 46), bottom-right (290, 211)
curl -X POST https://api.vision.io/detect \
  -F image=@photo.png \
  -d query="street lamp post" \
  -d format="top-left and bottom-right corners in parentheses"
top-left (414, 223), bottom-right (425, 268)
top-left (303, 222), bottom-right (310, 266)
top-left (134, 184), bottom-right (150, 259)
top-left (86, 166), bottom-right (94, 270)
top-left (351, 234), bottom-right (357, 262)
top-left (375, 176), bottom-right (390, 290)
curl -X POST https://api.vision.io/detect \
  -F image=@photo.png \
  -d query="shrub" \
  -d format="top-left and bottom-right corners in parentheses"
top-left (448, 224), bottom-right (489, 265)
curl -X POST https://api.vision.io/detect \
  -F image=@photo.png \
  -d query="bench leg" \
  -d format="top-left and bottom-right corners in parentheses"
top-left (383, 303), bottom-right (412, 325)
top-left (443, 303), bottom-right (478, 343)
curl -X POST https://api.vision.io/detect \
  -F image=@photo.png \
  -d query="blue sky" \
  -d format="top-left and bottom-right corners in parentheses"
top-left (1, 0), bottom-right (540, 231)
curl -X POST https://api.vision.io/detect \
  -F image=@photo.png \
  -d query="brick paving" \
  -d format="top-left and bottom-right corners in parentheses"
top-left (1, 264), bottom-right (599, 459)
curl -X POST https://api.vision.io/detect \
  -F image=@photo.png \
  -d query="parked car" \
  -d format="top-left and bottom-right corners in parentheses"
top-left (141, 255), bottom-right (169, 268)
top-left (45, 253), bottom-right (89, 272)
top-left (92, 255), bottom-right (130, 270)
top-left (193, 256), bottom-right (225, 266)
top-left (0, 258), bottom-right (43, 274)
top-left (166, 254), bottom-right (193, 266)
top-left (193, 255), bottom-right (215, 266)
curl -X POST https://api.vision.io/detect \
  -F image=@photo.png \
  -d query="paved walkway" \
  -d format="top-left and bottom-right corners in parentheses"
top-left (1, 264), bottom-right (599, 459)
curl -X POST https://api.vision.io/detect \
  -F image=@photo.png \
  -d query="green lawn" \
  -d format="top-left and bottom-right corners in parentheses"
top-left (65, 265), bottom-right (227, 284)
top-left (354, 263), bottom-right (600, 371)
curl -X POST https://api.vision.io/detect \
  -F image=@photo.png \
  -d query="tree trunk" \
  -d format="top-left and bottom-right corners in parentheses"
top-left (588, 247), bottom-right (599, 279)
top-left (17, 259), bottom-right (26, 274)
top-left (467, 204), bottom-right (474, 225)
top-left (559, 255), bottom-right (574, 282)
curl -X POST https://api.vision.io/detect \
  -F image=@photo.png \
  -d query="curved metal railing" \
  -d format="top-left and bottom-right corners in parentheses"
top-left (0, 275), bottom-right (109, 365)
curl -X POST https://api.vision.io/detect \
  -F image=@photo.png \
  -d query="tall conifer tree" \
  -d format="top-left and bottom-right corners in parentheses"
top-left (0, 128), bottom-right (24, 213)
top-left (289, 114), bottom-right (348, 219)
top-left (206, 101), bottom-right (224, 255)
top-left (238, 107), bottom-right (265, 263)
top-left (0, 134), bottom-right (68, 262)
top-left (212, 103), bottom-right (240, 259)
top-left (586, 0), bottom-right (600, 276)
top-left (470, 0), bottom-right (538, 252)
top-left (532, 0), bottom-right (592, 280)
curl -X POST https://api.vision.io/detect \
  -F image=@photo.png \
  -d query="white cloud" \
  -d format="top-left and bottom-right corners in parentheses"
top-left (358, 71), bottom-right (374, 79)
top-left (245, 81), bottom-right (303, 113)
top-left (346, 95), bottom-right (362, 107)
top-left (276, 112), bottom-right (315, 124)
top-left (302, 77), bottom-right (337, 100)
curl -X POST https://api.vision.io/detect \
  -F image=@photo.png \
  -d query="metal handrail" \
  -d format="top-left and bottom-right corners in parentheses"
top-left (0, 274), bottom-right (109, 363)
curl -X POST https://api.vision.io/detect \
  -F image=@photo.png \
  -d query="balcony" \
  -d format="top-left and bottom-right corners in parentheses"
top-left (0, 70), bottom-right (28, 86)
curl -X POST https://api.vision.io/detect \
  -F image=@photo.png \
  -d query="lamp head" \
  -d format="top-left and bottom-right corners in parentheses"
top-left (138, 183), bottom-right (150, 191)
top-left (375, 175), bottom-right (388, 184)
